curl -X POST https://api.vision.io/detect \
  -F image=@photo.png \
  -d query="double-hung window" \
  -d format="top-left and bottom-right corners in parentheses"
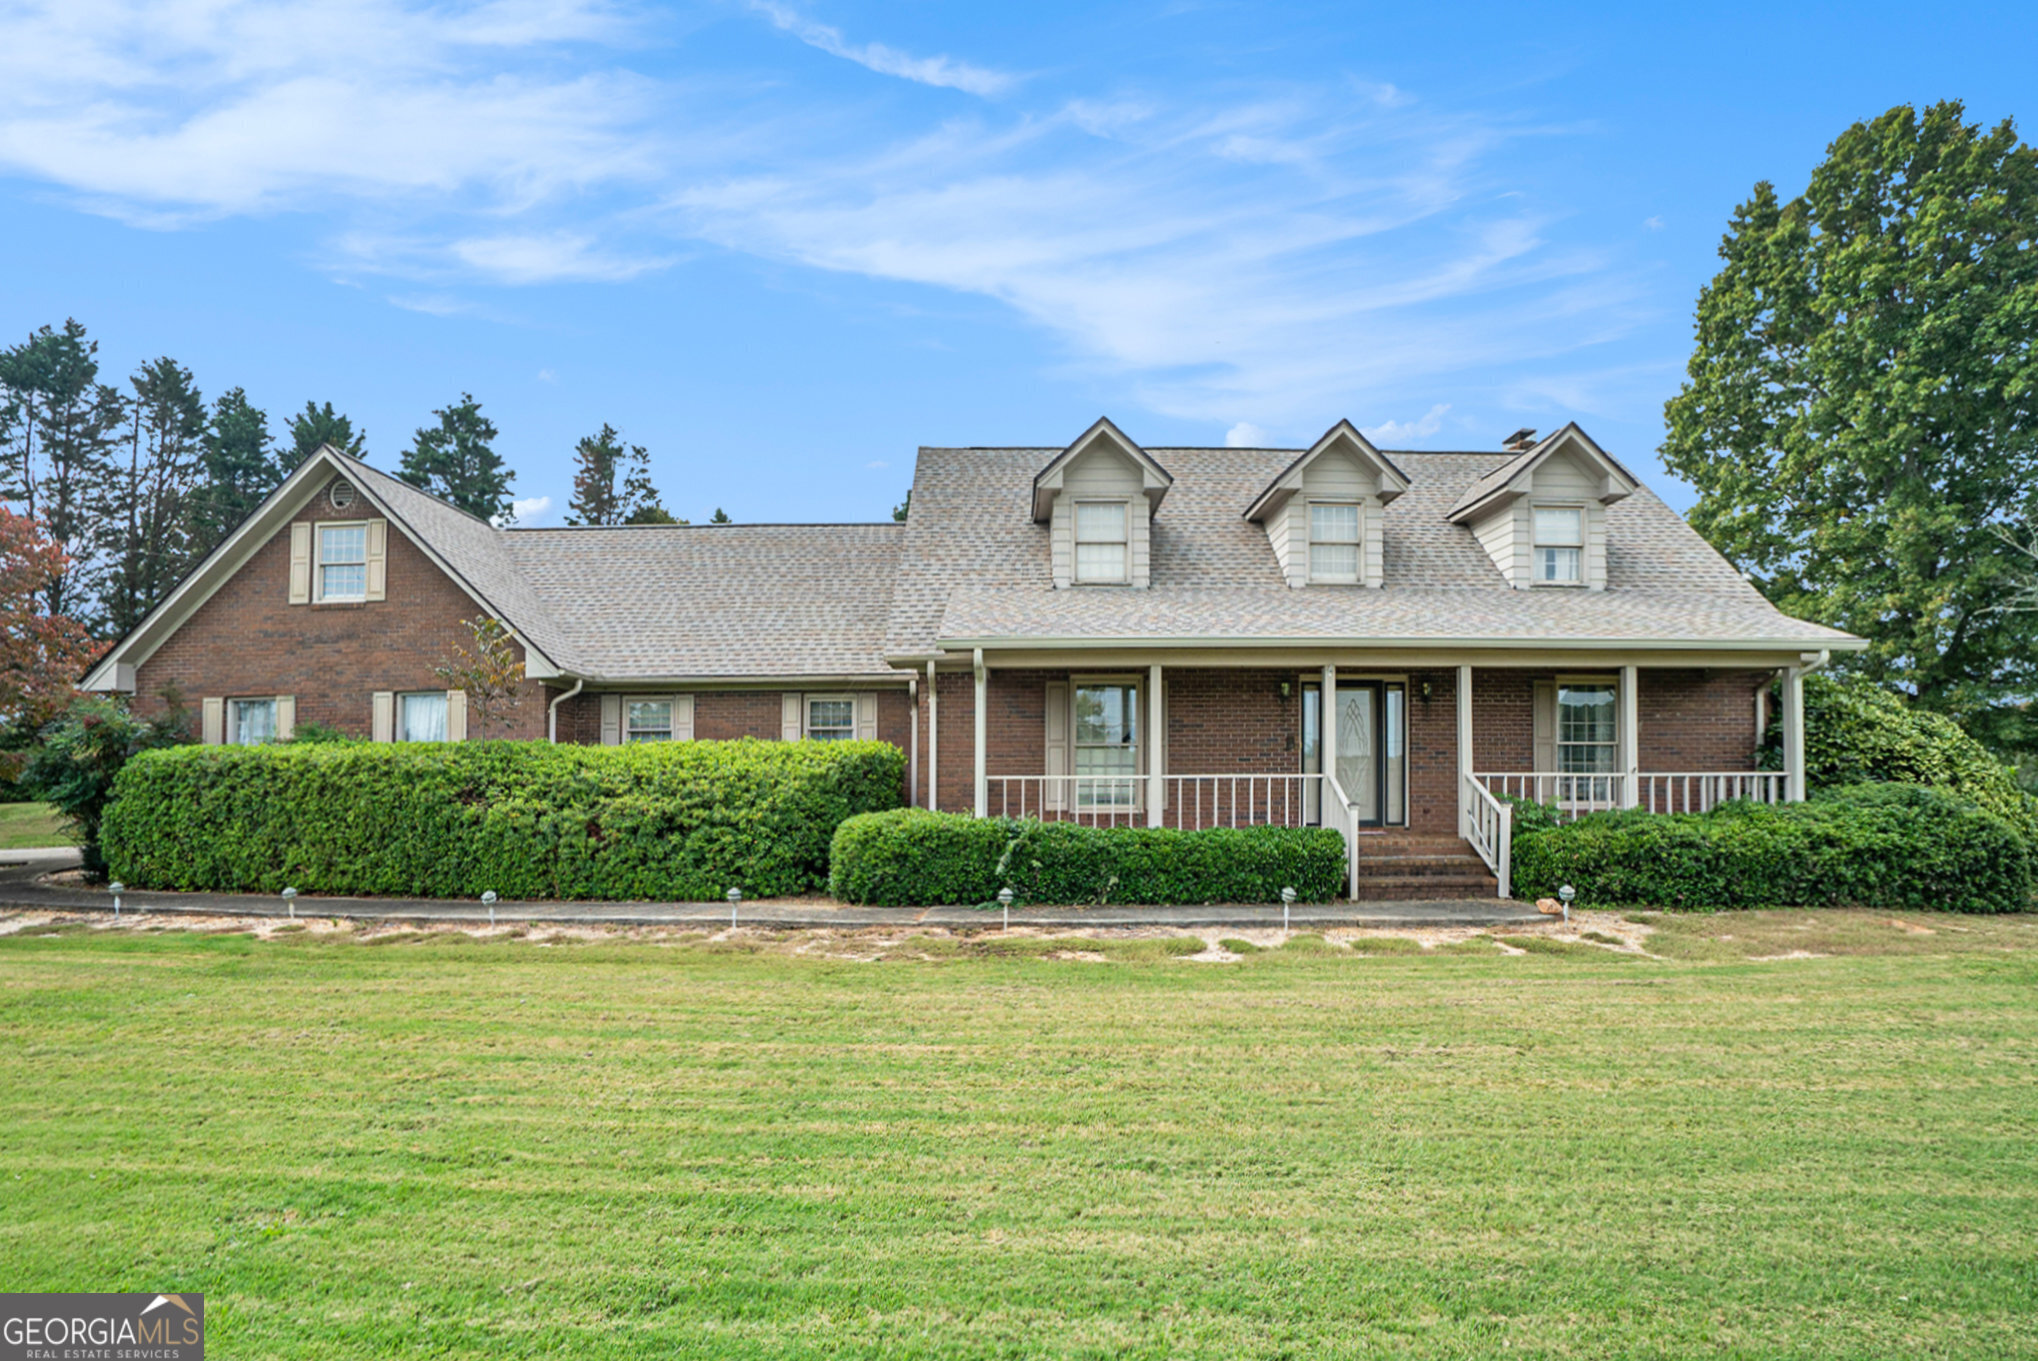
top-left (1073, 502), bottom-right (1128, 584)
top-left (626, 700), bottom-right (674, 742)
top-left (1556, 682), bottom-right (1617, 801)
top-left (319, 524), bottom-right (369, 601)
top-left (230, 698), bottom-right (277, 745)
top-left (805, 695), bottom-right (855, 741)
top-left (1532, 506), bottom-right (1583, 585)
top-left (1073, 681), bottom-right (1139, 808)
top-left (399, 691), bottom-right (448, 742)
top-left (1308, 503), bottom-right (1361, 583)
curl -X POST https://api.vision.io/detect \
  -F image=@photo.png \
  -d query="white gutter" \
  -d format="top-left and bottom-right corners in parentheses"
top-left (547, 677), bottom-right (584, 743)
top-left (934, 634), bottom-right (1868, 654)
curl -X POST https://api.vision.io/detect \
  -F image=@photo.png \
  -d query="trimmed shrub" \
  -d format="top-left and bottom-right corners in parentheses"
top-left (22, 696), bottom-right (188, 876)
top-left (1511, 783), bottom-right (2032, 914)
top-left (104, 737), bottom-right (904, 900)
top-left (829, 810), bottom-right (1347, 906)
top-left (1778, 674), bottom-right (2038, 840)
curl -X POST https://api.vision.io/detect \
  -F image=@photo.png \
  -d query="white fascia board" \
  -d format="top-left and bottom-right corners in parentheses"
top-left (936, 633), bottom-right (1868, 655)
top-left (567, 672), bottom-right (912, 689)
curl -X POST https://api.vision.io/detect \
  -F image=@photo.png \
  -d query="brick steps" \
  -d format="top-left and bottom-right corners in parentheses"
top-left (1350, 834), bottom-right (1499, 900)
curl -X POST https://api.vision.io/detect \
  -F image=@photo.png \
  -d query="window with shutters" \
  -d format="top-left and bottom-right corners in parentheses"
top-left (1073, 502), bottom-right (1129, 584)
top-left (318, 523), bottom-right (369, 601)
top-left (399, 691), bottom-right (448, 742)
top-left (230, 698), bottom-right (277, 745)
top-left (804, 695), bottom-right (855, 741)
top-left (1307, 502), bottom-right (1361, 583)
top-left (1532, 506), bottom-right (1584, 585)
top-left (626, 699), bottom-right (674, 742)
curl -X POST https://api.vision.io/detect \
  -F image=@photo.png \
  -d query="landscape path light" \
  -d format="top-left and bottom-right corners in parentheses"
top-left (726, 887), bottom-right (742, 929)
top-left (282, 886), bottom-right (298, 920)
top-left (1281, 885), bottom-right (1296, 932)
top-left (1558, 884), bottom-right (1576, 924)
top-left (482, 890), bottom-right (498, 928)
top-left (998, 886), bottom-right (1014, 932)
top-left (109, 882), bottom-right (124, 920)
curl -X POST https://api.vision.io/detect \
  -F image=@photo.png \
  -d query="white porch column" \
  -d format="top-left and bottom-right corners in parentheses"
top-left (973, 648), bottom-right (988, 818)
top-left (1456, 663), bottom-right (1474, 836)
top-left (1783, 665), bottom-right (1806, 802)
top-left (1147, 664), bottom-right (1164, 828)
top-left (1619, 663), bottom-right (1640, 809)
top-left (1320, 664), bottom-right (1337, 795)
top-left (926, 659), bottom-right (939, 811)
top-left (908, 675), bottom-right (919, 813)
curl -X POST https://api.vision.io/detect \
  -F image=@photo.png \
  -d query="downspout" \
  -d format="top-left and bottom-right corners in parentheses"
top-left (547, 677), bottom-right (584, 744)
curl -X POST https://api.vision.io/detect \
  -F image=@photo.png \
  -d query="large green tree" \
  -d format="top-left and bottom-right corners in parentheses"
top-left (187, 387), bottom-right (282, 557)
top-left (0, 319), bottom-right (124, 622)
top-left (399, 393), bottom-right (515, 523)
top-left (105, 357), bottom-right (206, 634)
top-left (565, 423), bottom-right (676, 525)
top-left (1663, 101), bottom-right (2038, 746)
top-left (287, 400), bottom-right (366, 463)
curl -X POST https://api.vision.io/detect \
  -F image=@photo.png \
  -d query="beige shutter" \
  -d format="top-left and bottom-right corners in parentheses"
top-left (201, 697), bottom-right (224, 745)
top-left (1044, 680), bottom-right (1069, 811)
top-left (288, 523), bottom-right (312, 604)
top-left (674, 694), bottom-right (695, 742)
top-left (372, 691), bottom-right (395, 742)
top-left (599, 694), bottom-right (622, 746)
top-left (275, 695), bottom-right (296, 741)
top-left (446, 689), bottom-right (468, 742)
top-left (364, 520), bottom-right (388, 601)
top-left (781, 693), bottom-right (803, 741)
top-left (854, 692), bottom-right (878, 741)
top-left (1532, 680), bottom-right (1557, 789)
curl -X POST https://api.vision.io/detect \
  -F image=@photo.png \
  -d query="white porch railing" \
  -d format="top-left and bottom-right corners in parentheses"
top-left (1476, 771), bottom-right (1789, 822)
top-left (1461, 773), bottom-right (1513, 899)
top-left (1322, 770), bottom-right (1359, 901)
top-left (984, 774), bottom-right (1329, 829)
top-left (986, 775), bottom-right (1144, 825)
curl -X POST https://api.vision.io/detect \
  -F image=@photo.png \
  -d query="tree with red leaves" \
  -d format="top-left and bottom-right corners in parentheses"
top-left (0, 504), bottom-right (99, 745)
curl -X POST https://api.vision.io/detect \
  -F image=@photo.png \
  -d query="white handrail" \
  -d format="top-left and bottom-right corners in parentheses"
top-left (1323, 768), bottom-right (1359, 901)
top-left (1476, 770), bottom-right (1787, 821)
top-left (1461, 772), bottom-right (1513, 899)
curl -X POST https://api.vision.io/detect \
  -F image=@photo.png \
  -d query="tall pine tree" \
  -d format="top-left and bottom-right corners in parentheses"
top-left (105, 357), bottom-right (206, 635)
top-left (188, 388), bottom-right (282, 558)
top-left (565, 424), bottom-right (677, 525)
top-left (0, 319), bottom-right (123, 623)
top-left (288, 400), bottom-right (366, 462)
top-left (399, 394), bottom-right (515, 523)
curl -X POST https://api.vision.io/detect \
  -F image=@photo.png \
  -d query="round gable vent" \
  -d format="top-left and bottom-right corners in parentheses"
top-left (328, 480), bottom-right (357, 510)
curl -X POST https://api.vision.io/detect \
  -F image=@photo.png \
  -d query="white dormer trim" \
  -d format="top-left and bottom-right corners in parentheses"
top-left (1031, 417), bottom-right (1173, 523)
top-left (1445, 422), bottom-right (1637, 525)
top-left (1247, 421), bottom-right (1407, 589)
top-left (1244, 419), bottom-right (1410, 522)
top-left (1451, 424), bottom-right (1631, 591)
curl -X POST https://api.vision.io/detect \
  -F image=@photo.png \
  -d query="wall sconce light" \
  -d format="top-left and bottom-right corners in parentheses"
top-left (1420, 680), bottom-right (1433, 703)
top-left (1279, 681), bottom-right (1291, 698)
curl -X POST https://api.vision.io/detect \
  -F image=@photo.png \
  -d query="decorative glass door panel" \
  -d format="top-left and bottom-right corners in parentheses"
top-left (1336, 685), bottom-right (1379, 824)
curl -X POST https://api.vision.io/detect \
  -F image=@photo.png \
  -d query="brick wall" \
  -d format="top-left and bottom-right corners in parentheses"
top-left (1639, 670), bottom-right (1766, 771)
top-left (133, 480), bottom-right (550, 738)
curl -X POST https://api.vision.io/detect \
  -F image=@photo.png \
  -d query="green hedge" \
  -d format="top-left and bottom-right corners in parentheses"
top-left (104, 738), bottom-right (904, 900)
top-left (1781, 674), bottom-right (2038, 840)
top-left (1511, 783), bottom-right (2033, 914)
top-left (829, 809), bottom-right (1347, 906)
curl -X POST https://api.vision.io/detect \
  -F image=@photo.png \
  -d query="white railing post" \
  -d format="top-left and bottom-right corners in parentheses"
top-left (1619, 664), bottom-right (1640, 809)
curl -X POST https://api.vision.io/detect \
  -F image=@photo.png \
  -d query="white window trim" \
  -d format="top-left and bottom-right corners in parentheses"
top-left (803, 692), bottom-right (857, 741)
top-left (1069, 673), bottom-right (1143, 811)
top-left (1530, 502), bottom-right (1586, 587)
top-left (397, 689), bottom-right (450, 743)
top-left (624, 695), bottom-right (678, 743)
top-left (1553, 674), bottom-right (1620, 791)
top-left (1305, 499), bottom-right (1362, 585)
top-left (227, 696), bottom-right (277, 746)
top-left (313, 519), bottom-right (370, 603)
top-left (1072, 499), bottom-right (1131, 586)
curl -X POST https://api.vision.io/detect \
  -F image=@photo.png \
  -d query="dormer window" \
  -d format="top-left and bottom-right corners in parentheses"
top-left (1533, 506), bottom-right (1583, 584)
top-left (1307, 503), bottom-right (1361, 583)
top-left (1074, 502), bottom-right (1129, 584)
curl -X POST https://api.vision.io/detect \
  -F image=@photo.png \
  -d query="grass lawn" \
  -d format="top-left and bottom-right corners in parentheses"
top-left (0, 801), bottom-right (68, 850)
top-left (2, 912), bottom-right (2036, 1358)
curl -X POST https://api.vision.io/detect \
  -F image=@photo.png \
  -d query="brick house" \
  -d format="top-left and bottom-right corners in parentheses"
top-left (82, 419), bottom-right (1861, 897)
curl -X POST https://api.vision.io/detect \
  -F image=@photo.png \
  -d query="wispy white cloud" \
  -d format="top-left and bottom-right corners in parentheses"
top-left (508, 494), bottom-right (553, 525)
top-left (452, 232), bottom-right (671, 283)
top-left (1225, 422), bottom-right (1269, 448)
top-left (1366, 403), bottom-right (1451, 443)
top-left (744, 1), bottom-right (1015, 97)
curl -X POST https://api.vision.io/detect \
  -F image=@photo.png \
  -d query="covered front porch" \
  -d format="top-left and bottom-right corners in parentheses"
top-left (911, 653), bottom-right (1826, 899)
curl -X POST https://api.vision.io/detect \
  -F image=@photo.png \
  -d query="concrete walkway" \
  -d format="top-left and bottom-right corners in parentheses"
top-left (0, 848), bottom-right (1545, 930)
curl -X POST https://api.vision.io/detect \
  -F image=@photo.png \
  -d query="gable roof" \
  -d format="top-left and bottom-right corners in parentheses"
top-left (1030, 417), bottom-right (1174, 521)
top-left (1244, 420), bottom-right (1411, 521)
top-left (1445, 422), bottom-right (1640, 522)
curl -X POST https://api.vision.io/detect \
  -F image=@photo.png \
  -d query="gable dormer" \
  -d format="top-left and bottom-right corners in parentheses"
top-left (1445, 423), bottom-right (1637, 591)
top-left (1033, 418), bottom-right (1173, 589)
top-left (1244, 420), bottom-right (1410, 589)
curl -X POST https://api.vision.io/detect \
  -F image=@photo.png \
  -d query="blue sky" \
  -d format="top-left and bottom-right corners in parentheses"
top-left (1, 0), bottom-right (2032, 525)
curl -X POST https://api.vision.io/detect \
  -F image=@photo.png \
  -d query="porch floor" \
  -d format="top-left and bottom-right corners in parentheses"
top-left (3, 853), bottom-right (1543, 930)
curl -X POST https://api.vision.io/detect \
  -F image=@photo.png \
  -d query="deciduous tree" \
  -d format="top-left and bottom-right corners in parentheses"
top-left (432, 617), bottom-right (526, 737)
top-left (1662, 102), bottom-right (2038, 748)
top-left (0, 506), bottom-right (98, 755)
top-left (400, 393), bottom-right (515, 523)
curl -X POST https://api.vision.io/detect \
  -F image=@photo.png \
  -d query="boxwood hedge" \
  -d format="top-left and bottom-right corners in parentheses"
top-left (103, 738), bottom-right (904, 900)
top-left (829, 808), bottom-right (1347, 906)
top-left (1511, 783), bottom-right (2033, 914)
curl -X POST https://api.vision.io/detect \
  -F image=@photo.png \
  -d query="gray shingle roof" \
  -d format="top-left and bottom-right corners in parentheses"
top-left (888, 445), bottom-right (1855, 655)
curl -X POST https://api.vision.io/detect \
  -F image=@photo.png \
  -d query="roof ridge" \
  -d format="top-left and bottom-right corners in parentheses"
top-left (506, 521), bottom-right (903, 532)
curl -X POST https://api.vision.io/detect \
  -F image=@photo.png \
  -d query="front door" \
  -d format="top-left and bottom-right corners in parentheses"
top-left (1333, 681), bottom-right (1406, 827)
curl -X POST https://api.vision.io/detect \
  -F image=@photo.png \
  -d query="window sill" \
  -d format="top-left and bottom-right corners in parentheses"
top-left (311, 599), bottom-right (368, 609)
